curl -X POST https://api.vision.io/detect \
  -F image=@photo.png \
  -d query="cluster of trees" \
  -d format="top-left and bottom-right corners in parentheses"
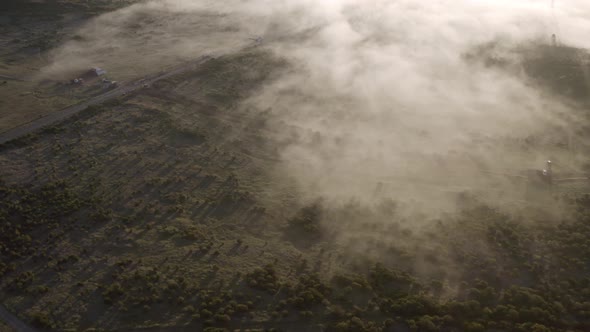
top-left (0, 180), bottom-right (93, 261)
top-left (238, 261), bottom-right (590, 332)
top-left (3, 177), bottom-right (590, 331)
top-left (245, 264), bottom-right (280, 293)
top-left (287, 202), bottom-right (323, 236)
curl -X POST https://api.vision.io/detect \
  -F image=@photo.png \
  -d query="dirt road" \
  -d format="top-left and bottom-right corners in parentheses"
top-left (0, 55), bottom-right (213, 145)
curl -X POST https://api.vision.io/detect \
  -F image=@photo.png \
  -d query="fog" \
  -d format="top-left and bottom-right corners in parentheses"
top-left (42, 0), bottom-right (590, 213)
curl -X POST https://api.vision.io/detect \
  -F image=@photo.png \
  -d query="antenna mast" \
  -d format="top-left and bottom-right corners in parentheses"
top-left (550, 0), bottom-right (560, 46)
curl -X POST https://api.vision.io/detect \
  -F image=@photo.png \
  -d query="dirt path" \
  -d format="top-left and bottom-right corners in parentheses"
top-left (0, 55), bottom-right (213, 145)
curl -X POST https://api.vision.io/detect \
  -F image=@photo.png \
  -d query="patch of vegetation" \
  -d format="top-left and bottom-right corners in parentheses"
top-left (1, 38), bottom-right (590, 332)
top-left (245, 264), bottom-right (280, 293)
top-left (189, 51), bottom-right (287, 107)
top-left (29, 310), bottom-right (55, 330)
top-left (287, 202), bottom-right (323, 236)
top-left (466, 41), bottom-right (590, 102)
top-left (0, 180), bottom-right (100, 261)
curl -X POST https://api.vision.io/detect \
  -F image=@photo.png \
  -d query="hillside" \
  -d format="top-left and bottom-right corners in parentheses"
top-left (2, 1), bottom-right (590, 332)
top-left (0, 48), bottom-right (589, 331)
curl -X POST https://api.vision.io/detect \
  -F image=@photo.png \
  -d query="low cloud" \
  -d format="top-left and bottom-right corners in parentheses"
top-left (42, 0), bottom-right (590, 213)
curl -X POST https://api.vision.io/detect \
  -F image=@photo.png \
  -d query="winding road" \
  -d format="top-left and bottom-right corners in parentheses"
top-left (0, 55), bottom-right (213, 145)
